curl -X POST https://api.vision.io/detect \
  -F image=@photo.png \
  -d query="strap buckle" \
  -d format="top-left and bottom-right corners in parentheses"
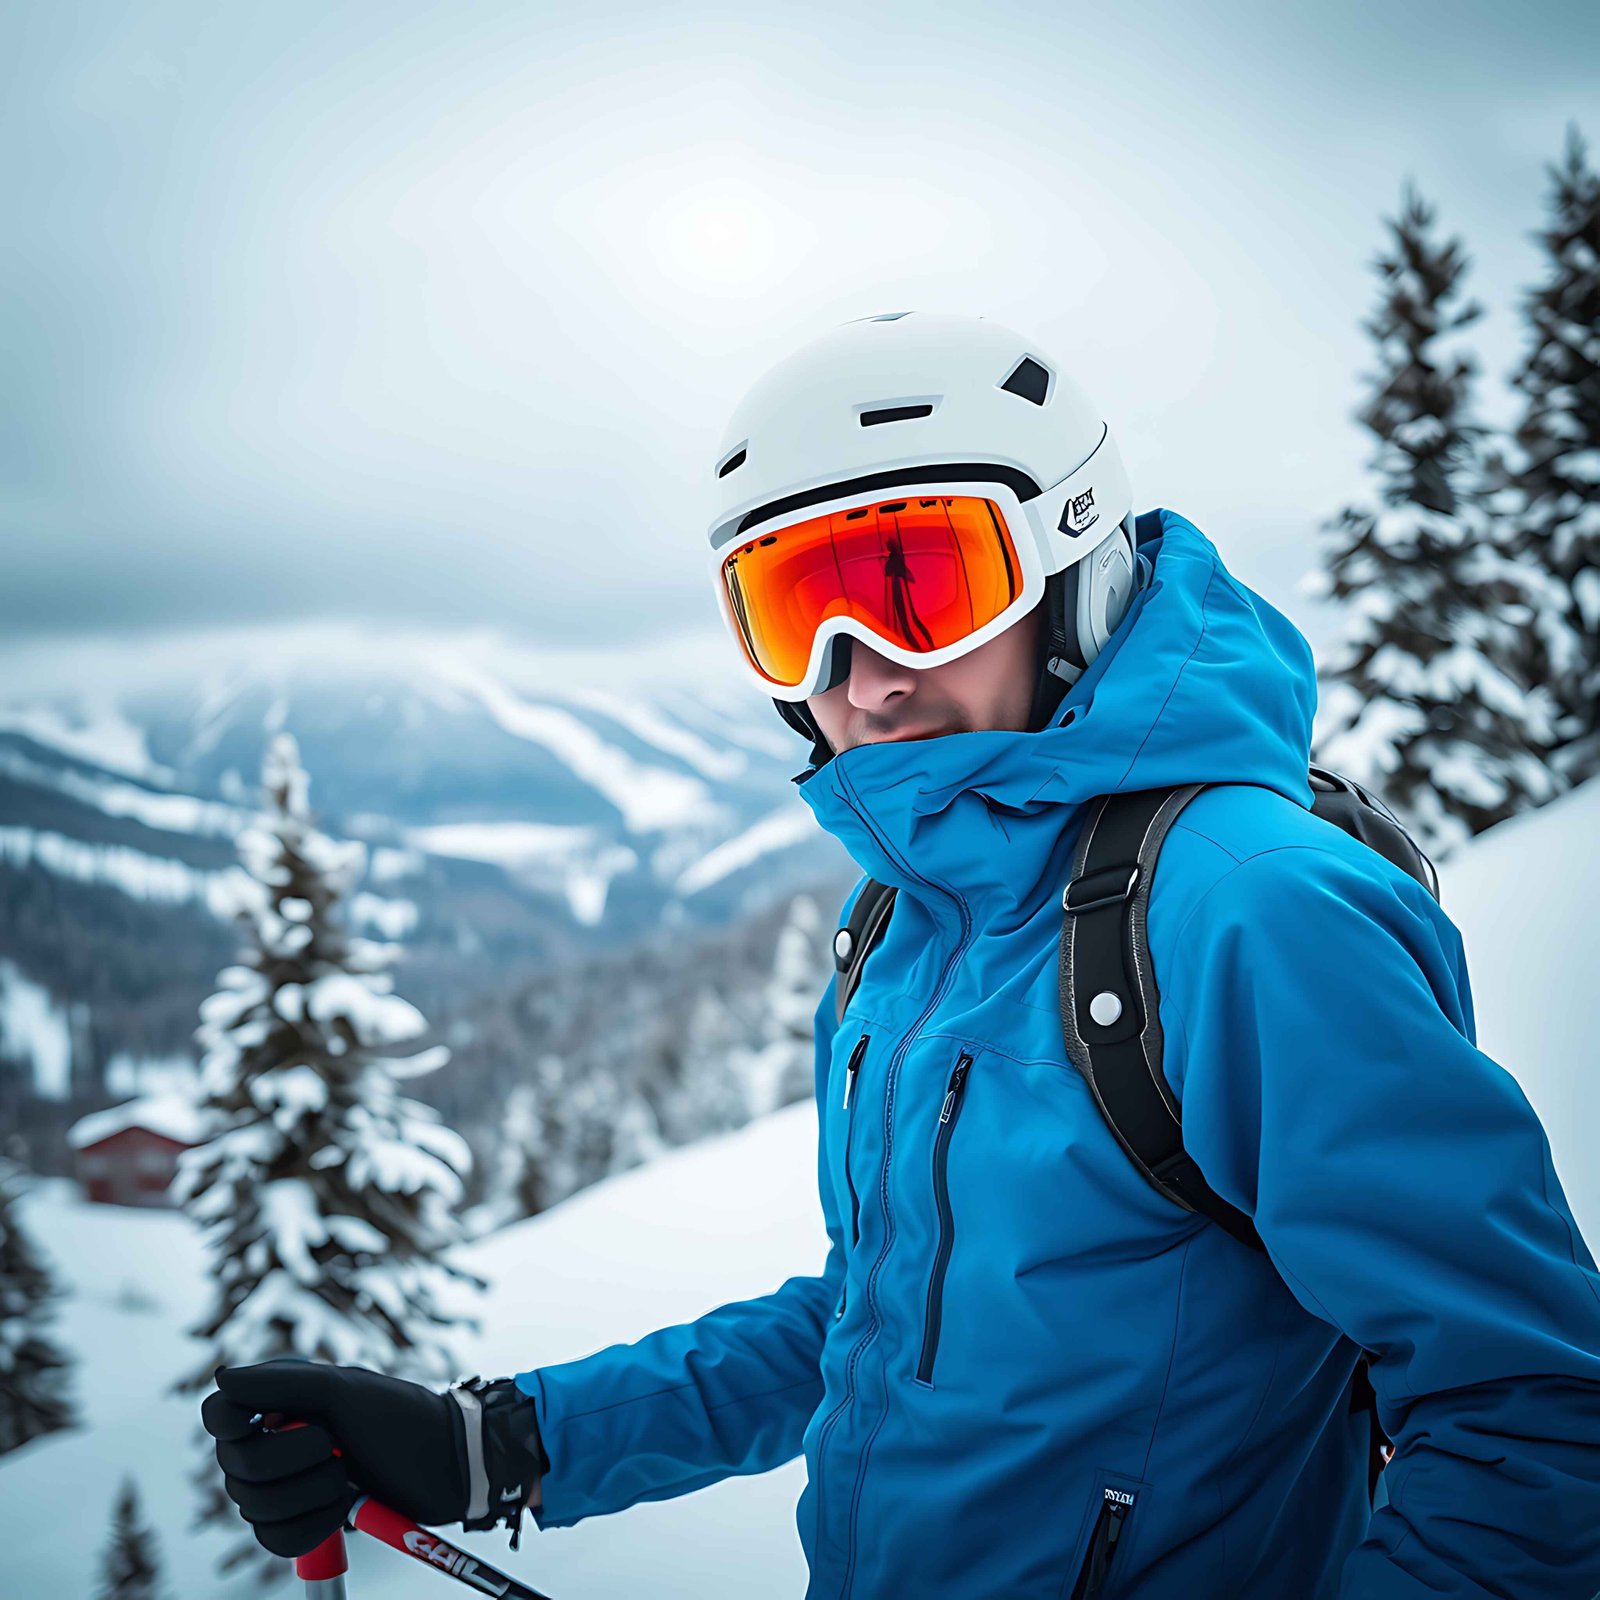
top-left (1061, 862), bottom-right (1141, 915)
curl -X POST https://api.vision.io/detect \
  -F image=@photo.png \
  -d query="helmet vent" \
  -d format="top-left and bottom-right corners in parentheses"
top-left (999, 356), bottom-right (1051, 406)
top-left (716, 446), bottom-right (748, 478)
top-left (860, 403), bottom-right (934, 427)
top-left (845, 311), bottom-right (912, 323)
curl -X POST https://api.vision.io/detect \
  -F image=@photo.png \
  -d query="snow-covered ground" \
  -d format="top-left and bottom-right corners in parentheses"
top-left (1, 780), bottom-right (1596, 1597)
top-left (1, 1106), bottom-right (827, 1598)
top-left (1423, 779), bottom-right (1600, 1235)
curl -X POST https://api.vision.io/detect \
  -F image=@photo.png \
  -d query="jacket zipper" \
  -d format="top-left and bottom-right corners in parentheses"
top-left (811, 776), bottom-right (974, 1600)
top-left (842, 1033), bottom-right (866, 1248)
top-left (835, 1033), bottom-right (869, 1322)
top-left (914, 1051), bottom-right (972, 1385)
top-left (1070, 1487), bottom-right (1138, 1600)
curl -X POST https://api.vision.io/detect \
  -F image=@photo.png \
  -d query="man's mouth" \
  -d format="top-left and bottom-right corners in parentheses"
top-left (862, 725), bottom-right (943, 743)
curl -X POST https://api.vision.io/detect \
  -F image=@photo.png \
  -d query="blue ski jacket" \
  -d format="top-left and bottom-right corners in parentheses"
top-left (517, 509), bottom-right (1600, 1598)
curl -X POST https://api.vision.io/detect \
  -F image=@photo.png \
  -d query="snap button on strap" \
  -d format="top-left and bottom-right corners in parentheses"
top-left (1088, 991), bottom-right (1124, 1027)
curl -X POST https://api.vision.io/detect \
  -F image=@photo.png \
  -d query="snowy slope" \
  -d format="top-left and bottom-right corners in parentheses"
top-left (1426, 777), bottom-right (1600, 1235)
top-left (0, 1108), bottom-right (826, 1599)
top-left (0, 781), bottom-right (1595, 1597)
top-left (0, 958), bottom-right (73, 1100)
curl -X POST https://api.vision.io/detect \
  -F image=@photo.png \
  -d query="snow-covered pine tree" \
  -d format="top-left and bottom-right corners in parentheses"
top-left (1502, 122), bottom-right (1600, 788)
top-left (0, 1158), bottom-right (75, 1455)
top-left (473, 1051), bottom-right (667, 1234)
top-left (660, 989), bottom-right (754, 1145)
top-left (467, 1079), bottom-right (545, 1235)
top-left (744, 894), bottom-right (827, 1117)
top-left (523, 1050), bottom-right (596, 1209)
top-left (173, 731), bottom-right (481, 1579)
top-left (606, 1088), bottom-right (666, 1178)
top-left (557, 1067), bottom-right (629, 1194)
top-left (474, 1065), bottom-right (571, 1229)
top-left (97, 1476), bottom-right (165, 1600)
top-left (1305, 181), bottom-right (1563, 855)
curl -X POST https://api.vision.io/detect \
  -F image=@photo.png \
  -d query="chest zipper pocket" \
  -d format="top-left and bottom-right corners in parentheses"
top-left (1069, 1483), bottom-right (1140, 1600)
top-left (835, 1032), bottom-right (869, 1321)
top-left (913, 1050), bottom-right (972, 1385)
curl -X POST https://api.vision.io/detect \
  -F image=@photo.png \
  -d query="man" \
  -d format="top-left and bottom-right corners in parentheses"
top-left (205, 312), bottom-right (1600, 1597)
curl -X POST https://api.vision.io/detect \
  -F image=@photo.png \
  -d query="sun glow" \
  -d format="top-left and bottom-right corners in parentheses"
top-left (646, 182), bottom-right (793, 291)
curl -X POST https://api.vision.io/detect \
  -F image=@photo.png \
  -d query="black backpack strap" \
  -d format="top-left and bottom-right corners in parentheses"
top-left (1060, 782), bottom-right (1392, 1499)
top-left (1058, 784), bottom-right (1263, 1254)
top-left (834, 878), bottom-right (898, 1026)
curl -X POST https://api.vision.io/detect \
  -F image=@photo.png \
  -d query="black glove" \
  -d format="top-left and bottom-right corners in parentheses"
top-left (202, 1361), bottom-right (547, 1558)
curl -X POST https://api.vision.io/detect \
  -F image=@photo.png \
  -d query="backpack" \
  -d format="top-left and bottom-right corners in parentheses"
top-left (831, 765), bottom-right (1441, 1505)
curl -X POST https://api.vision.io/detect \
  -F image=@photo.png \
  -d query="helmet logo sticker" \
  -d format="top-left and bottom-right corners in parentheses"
top-left (1062, 487), bottom-right (1100, 536)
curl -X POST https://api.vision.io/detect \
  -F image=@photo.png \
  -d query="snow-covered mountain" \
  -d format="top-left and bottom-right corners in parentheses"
top-left (0, 778), bottom-right (1594, 1597)
top-left (0, 627), bottom-right (836, 938)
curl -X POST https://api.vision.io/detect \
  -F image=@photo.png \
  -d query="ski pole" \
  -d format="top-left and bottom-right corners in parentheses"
top-left (295, 1527), bottom-right (348, 1599)
top-left (299, 1497), bottom-right (555, 1599)
top-left (260, 1414), bottom-right (555, 1599)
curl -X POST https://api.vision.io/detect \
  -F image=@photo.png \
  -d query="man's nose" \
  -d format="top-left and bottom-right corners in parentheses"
top-left (845, 640), bottom-right (917, 710)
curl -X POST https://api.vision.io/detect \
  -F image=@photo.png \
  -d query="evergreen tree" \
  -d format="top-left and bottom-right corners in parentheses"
top-left (1502, 122), bottom-right (1600, 787)
top-left (173, 732), bottom-right (481, 1579)
top-left (661, 990), bottom-right (754, 1143)
top-left (606, 1087), bottom-right (666, 1178)
top-left (478, 1063), bottom-right (571, 1227)
top-left (1305, 182), bottom-right (1563, 855)
top-left (97, 1477), bottom-right (165, 1600)
top-left (0, 1158), bottom-right (75, 1455)
top-left (475, 1054), bottom-right (667, 1234)
top-left (744, 894), bottom-right (827, 1116)
top-left (469, 1078), bottom-right (546, 1234)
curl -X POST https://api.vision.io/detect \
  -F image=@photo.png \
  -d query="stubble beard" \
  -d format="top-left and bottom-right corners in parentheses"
top-left (846, 709), bottom-right (971, 750)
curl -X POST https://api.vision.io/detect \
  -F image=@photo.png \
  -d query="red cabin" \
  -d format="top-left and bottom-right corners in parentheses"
top-left (67, 1096), bottom-right (204, 1207)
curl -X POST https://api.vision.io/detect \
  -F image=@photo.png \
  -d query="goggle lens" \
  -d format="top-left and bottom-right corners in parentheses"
top-left (720, 494), bottom-right (1025, 690)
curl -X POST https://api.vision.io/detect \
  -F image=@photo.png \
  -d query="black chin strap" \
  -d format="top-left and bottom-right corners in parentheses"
top-left (1027, 526), bottom-right (1150, 732)
top-left (775, 697), bottom-right (835, 777)
top-left (1025, 569), bottom-right (1084, 733)
top-left (776, 636), bottom-right (852, 777)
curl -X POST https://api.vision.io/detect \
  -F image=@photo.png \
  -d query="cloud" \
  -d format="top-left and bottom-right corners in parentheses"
top-left (1, 0), bottom-right (1589, 651)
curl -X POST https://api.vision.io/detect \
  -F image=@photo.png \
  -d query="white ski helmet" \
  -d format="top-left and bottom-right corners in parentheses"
top-left (706, 310), bottom-right (1140, 764)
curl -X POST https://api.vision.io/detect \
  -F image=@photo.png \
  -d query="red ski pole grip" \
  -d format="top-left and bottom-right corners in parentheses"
top-left (295, 1529), bottom-right (349, 1581)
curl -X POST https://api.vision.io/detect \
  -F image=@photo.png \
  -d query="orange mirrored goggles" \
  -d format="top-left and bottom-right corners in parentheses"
top-left (717, 493), bottom-right (1027, 692)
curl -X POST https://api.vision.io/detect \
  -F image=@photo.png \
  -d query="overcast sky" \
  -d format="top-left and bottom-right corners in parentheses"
top-left (2, 0), bottom-right (1595, 679)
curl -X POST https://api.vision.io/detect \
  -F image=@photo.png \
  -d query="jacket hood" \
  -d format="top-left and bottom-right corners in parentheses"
top-left (795, 507), bottom-right (1318, 917)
